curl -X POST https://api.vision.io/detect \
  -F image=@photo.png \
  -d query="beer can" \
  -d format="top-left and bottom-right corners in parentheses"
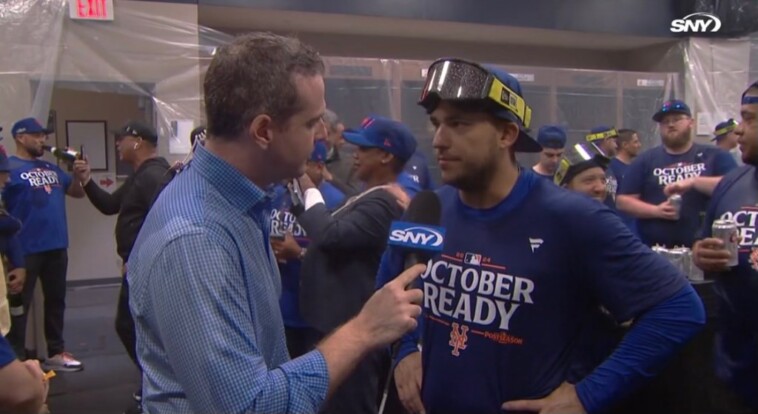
top-left (668, 194), bottom-right (682, 219)
top-left (712, 219), bottom-right (739, 267)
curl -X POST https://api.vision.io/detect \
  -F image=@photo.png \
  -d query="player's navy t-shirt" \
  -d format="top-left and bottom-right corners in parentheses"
top-left (609, 158), bottom-right (637, 234)
top-left (2, 156), bottom-right (73, 255)
top-left (618, 143), bottom-right (736, 248)
top-left (604, 167), bottom-right (618, 209)
top-left (376, 169), bottom-right (687, 414)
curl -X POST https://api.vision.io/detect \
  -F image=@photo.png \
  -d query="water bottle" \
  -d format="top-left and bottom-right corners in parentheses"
top-left (43, 145), bottom-right (81, 163)
top-left (9, 293), bottom-right (23, 317)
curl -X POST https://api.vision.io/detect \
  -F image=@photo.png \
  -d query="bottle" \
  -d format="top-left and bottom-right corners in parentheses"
top-left (9, 293), bottom-right (23, 317)
top-left (43, 145), bottom-right (80, 163)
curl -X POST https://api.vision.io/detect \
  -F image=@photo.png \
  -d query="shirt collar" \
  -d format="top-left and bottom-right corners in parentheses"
top-left (192, 144), bottom-right (273, 213)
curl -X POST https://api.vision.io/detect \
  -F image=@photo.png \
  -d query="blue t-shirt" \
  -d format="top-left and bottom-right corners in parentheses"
top-left (0, 336), bottom-right (15, 369)
top-left (699, 165), bottom-right (758, 409)
top-left (618, 144), bottom-right (737, 248)
top-left (609, 158), bottom-right (638, 234)
top-left (404, 152), bottom-right (434, 192)
top-left (271, 184), bottom-right (343, 328)
top-left (2, 156), bottom-right (73, 255)
top-left (604, 167), bottom-right (618, 209)
top-left (533, 170), bottom-right (554, 181)
top-left (376, 169), bottom-right (687, 414)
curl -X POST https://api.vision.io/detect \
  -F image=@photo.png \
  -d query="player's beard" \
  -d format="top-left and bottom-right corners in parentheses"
top-left (25, 142), bottom-right (45, 158)
top-left (448, 150), bottom-right (500, 194)
top-left (661, 127), bottom-right (691, 151)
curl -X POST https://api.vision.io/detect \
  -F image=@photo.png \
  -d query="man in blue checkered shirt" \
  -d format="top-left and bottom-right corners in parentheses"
top-left (127, 33), bottom-right (425, 414)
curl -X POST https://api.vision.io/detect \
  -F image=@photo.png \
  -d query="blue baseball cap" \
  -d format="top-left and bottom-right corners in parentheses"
top-left (343, 116), bottom-right (417, 163)
top-left (537, 125), bottom-right (567, 149)
top-left (310, 139), bottom-right (328, 162)
top-left (712, 118), bottom-right (738, 141)
top-left (652, 99), bottom-right (691, 122)
top-left (481, 65), bottom-right (541, 153)
top-left (0, 145), bottom-right (10, 172)
top-left (12, 117), bottom-right (52, 136)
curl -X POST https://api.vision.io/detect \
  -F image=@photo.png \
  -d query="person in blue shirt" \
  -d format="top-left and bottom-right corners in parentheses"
top-left (127, 33), bottom-right (424, 414)
top-left (711, 118), bottom-right (743, 166)
top-left (617, 100), bottom-right (738, 248)
top-left (398, 151), bottom-right (435, 197)
top-left (383, 58), bottom-right (705, 414)
top-left (586, 126), bottom-right (619, 209)
top-left (531, 125), bottom-right (566, 180)
top-left (609, 129), bottom-right (640, 234)
top-left (3, 117), bottom-right (85, 372)
top-left (692, 81), bottom-right (758, 411)
top-left (269, 140), bottom-right (343, 359)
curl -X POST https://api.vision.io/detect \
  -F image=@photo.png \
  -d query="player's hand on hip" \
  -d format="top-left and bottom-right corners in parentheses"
top-left (354, 264), bottom-right (425, 348)
top-left (502, 382), bottom-right (586, 414)
top-left (693, 238), bottom-right (731, 272)
top-left (394, 351), bottom-right (424, 414)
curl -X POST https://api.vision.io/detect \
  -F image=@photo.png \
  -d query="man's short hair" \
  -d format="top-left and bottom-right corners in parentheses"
top-left (617, 128), bottom-right (638, 146)
top-left (204, 32), bottom-right (324, 140)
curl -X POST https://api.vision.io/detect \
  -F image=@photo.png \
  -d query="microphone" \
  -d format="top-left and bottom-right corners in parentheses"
top-left (388, 190), bottom-right (444, 274)
top-left (379, 191), bottom-right (444, 414)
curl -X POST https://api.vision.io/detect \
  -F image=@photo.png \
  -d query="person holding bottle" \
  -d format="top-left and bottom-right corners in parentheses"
top-left (3, 117), bottom-right (85, 371)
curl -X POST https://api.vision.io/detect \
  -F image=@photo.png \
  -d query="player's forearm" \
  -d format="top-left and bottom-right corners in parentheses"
top-left (575, 286), bottom-right (705, 413)
top-left (616, 195), bottom-right (659, 219)
top-left (692, 176), bottom-right (722, 196)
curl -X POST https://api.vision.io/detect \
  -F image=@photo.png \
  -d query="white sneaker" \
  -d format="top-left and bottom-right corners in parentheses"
top-left (44, 352), bottom-right (84, 372)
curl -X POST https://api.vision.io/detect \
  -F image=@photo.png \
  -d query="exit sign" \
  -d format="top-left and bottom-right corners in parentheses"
top-left (69, 0), bottom-right (114, 21)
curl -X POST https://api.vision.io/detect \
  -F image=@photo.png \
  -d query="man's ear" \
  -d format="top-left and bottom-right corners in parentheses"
top-left (497, 120), bottom-right (520, 149)
top-left (249, 114), bottom-right (274, 149)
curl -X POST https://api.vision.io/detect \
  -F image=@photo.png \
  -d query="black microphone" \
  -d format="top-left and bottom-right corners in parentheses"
top-left (379, 190), bottom-right (443, 414)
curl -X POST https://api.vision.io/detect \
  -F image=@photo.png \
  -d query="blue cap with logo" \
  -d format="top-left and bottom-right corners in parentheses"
top-left (712, 118), bottom-right (738, 141)
top-left (481, 65), bottom-right (541, 153)
top-left (652, 99), bottom-right (692, 122)
top-left (12, 117), bottom-right (52, 136)
top-left (537, 125), bottom-right (567, 149)
top-left (310, 139), bottom-right (328, 162)
top-left (343, 116), bottom-right (418, 162)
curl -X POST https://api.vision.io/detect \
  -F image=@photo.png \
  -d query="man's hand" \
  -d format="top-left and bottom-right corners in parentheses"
top-left (656, 200), bottom-right (679, 220)
top-left (353, 264), bottom-right (425, 349)
top-left (385, 183), bottom-right (411, 210)
top-left (7, 268), bottom-right (26, 295)
top-left (270, 232), bottom-right (301, 261)
top-left (23, 359), bottom-right (50, 403)
top-left (502, 382), bottom-right (586, 414)
top-left (693, 238), bottom-right (732, 272)
top-left (664, 177), bottom-right (694, 196)
top-left (395, 352), bottom-right (424, 414)
top-left (72, 156), bottom-right (91, 185)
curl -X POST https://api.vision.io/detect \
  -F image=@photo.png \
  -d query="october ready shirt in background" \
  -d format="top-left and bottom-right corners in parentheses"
top-left (2, 156), bottom-right (73, 254)
top-left (699, 165), bottom-right (758, 409)
top-left (376, 170), bottom-right (688, 414)
top-left (609, 158), bottom-right (638, 234)
top-left (619, 143), bottom-right (737, 248)
top-left (127, 145), bottom-right (328, 414)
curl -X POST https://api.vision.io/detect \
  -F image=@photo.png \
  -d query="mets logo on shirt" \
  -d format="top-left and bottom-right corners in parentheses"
top-left (421, 250), bottom-right (532, 356)
top-left (20, 168), bottom-right (60, 194)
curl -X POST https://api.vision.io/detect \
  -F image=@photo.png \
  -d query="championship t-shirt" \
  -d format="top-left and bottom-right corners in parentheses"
top-left (376, 169), bottom-right (687, 414)
top-left (2, 156), bottom-right (73, 254)
top-left (618, 144), bottom-right (736, 248)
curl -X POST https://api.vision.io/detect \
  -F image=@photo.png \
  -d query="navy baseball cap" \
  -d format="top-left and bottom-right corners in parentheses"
top-left (586, 126), bottom-right (619, 143)
top-left (537, 125), bottom-right (567, 149)
top-left (12, 117), bottom-right (52, 136)
top-left (712, 118), bottom-right (738, 141)
top-left (115, 121), bottom-right (158, 144)
top-left (343, 116), bottom-right (417, 163)
top-left (0, 145), bottom-right (9, 172)
top-left (310, 139), bottom-right (328, 162)
top-left (653, 100), bottom-right (691, 122)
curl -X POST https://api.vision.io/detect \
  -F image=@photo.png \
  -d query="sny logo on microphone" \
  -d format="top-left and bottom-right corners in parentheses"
top-left (388, 221), bottom-right (445, 251)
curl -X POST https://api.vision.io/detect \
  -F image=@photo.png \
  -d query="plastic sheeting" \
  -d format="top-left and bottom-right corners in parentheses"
top-left (0, 0), bottom-right (686, 182)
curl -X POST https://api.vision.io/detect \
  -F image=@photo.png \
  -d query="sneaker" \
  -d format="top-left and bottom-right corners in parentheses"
top-left (44, 352), bottom-right (84, 372)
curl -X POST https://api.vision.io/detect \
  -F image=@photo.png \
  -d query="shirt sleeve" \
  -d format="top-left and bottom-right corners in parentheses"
top-left (147, 233), bottom-right (329, 414)
top-left (710, 150), bottom-right (738, 176)
top-left (0, 336), bottom-right (16, 369)
top-left (617, 155), bottom-right (645, 196)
